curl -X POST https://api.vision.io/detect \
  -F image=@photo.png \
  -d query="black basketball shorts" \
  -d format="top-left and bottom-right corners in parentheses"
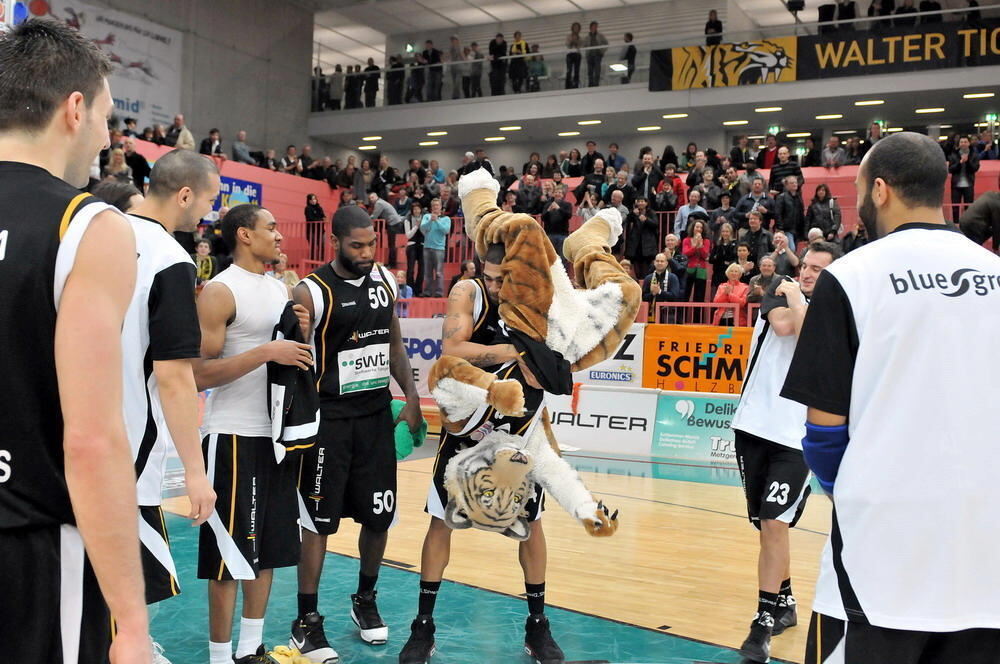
top-left (298, 407), bottom-right (397, 535)
top-left (734, 429), bottom-right (812, 529)
top-left (198, 433), bottom-right (301, 581)
top-left (425, 430), bottom-right (545, 522)
top-left (0, 524), bottom-right (111, 663)
top-left (139, 505), bottom-right (179, 604)
top-left (805, 612), bottom-right (1000, 664)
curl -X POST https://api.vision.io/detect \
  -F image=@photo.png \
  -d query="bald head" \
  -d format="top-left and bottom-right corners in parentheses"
top-left (859, 132), bottom-right (947, 209)
top-left (147, 149), bottom-right (220, 199)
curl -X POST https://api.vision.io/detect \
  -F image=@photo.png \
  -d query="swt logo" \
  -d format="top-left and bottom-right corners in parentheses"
top-left (890, 269), bottom-right (1000, 297)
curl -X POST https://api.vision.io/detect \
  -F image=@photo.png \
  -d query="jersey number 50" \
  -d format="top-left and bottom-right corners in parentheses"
top-left (368, 287), bottom-right (389, 309)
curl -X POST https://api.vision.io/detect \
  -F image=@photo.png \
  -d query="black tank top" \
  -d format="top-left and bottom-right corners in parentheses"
top-left (0, 162), bottom-right (111, 529)
top-left (466, 277), bottom-right (502, 347)
top-left (306, 261), bottom-right (396, 418)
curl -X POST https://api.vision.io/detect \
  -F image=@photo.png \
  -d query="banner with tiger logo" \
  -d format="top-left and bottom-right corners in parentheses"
top-left (669, 37), bottom-right (798, 89)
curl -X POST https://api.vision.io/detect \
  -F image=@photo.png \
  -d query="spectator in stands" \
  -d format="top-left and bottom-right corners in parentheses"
top-left (681, 143), bottom-right (699, 172)
top-left (958, 191), bottom-right (1000, 250)
top-left (774, 175), bottom-right (805, 245)
top-left (299, 146), bottom-right (316, 176)
top-left (446, 36), bottom-right (464, 100)
top-left (406, 54), bottom-right (426, 103)
top-left (91, 178), bottom-right (143, 212)
top-left (840, 218), bottom-right (868, 253)
top-left (516, 173), bottom-right (542, 212)
top-left (893, 0), bottom-right (918, 23)
top-left (949, 135), bottom-right (980, 222)
top-left (363, 57), bottom-right (381, 108)
top-left (562, 148), bottom-right (584, 177)
top-left (151, 124), bottom-right (168, 146)
top-left (600, 166), bottom-right (618, 200)
top-left (385, 56), bottom-right (404, 106)
top-left (654, 178), bottom-right (678, 215)
top-left (448, 260), bottom-right (477, 294)
top-left (585, 21), bottom-right (609, 86)
top-left (231, 130), bottom-right (254, 164)
top-left (975, 130), bottom-right (997, 160)
top-left (122, 137), bottom-right (150, 191)
top-left (710, 222), bottom-right (738, 290)
top-left (722, 166), bottom-right (741, 199)
top-left (192, 239), bottom-right (219, 285)
top-left (359, 159), bottom-right (377, 197)
top-left (575, 159), bottom-right (606, 202)
top-left (660, 163), bottom-right (686, 204)
top-left (581, 141), bottom-right (605, 176)
top-left (622, 33), bottom-right (637, 84)
top-left (608, 189), bottom-right (630, 225)
top-left (551, 169), bottom-right (565, 190)
top-left (694, 168), bottom-right (723, 210)
top-left (742, 210), bottom-right (774, 265)
top-left (676, 189), bottom-right (707, 237)
top-left (508, 31), bottom-right (529, 94)
top-left (686, 151), bottom-right (708, 188)
top-left (767, 147), bottom-right (803, 195)
top-left (801, 136), bottom-right (821, 167)
top-left (122, 117), bottom-right (138, 137)
top-left (165, 113), bottom-right (194, 150)
top-left (489, 33), bottom-right (508, 95)
top-left (632, 153), bottom-right (662, 201)
top-left (101, 147), bottom-right (132, 182)
top-left (541, 186), bottom-right (573, 257)
top-left (770, 231), bottom-right (799, 276)
top-left (577, 190), bottom-right (600, 221)
top-left (429, 159), bottom-right (446, 183)
top-left (394, 270), bottom-right (414, 317)
top-left (540, 154), bottom-right (560, 179)
top-left (624, 197), bottom-right (659, 279)
top-left (280, 145), bottom-right (303, 176)
top-left (438, 185), bottom-right (459, 218)
top-left (731, 136), bottom-right (753, 170)
top-left (596, 144), bottom-right (622, 172)
top-left (526, 45), bottom-right (547, 93)
top-left (643, 252), bottom-right (682, 322)
top-left (501, 190), bottom-right (524, 213)
top-left (705, 9), bottom-right (724, 45)
top-left (756, 134), bottom-right (779, 169)
top-left (327, 64), bottom-right (344, 109)
top-left (805, 182), bottom-right (841, 242)
top-left (606, 170), bottom-right (637, 209)
top-left (746, 255), bottom-right (777, 304)
top-left (465, 42), bottom-right (484, 97)
top-left (272, 253), bottom-right (300, 290)
top-left (345, 64), bottom-right (361, 108)
top-left (565, 22), bottom-right (582, 89)
top-left (305, 194), bottom-right (327, 263)
top-left (822, 135), bottom-right (847, 167)
top-left (522, 152), bottom-right (543, 176)
top-left (199, 128), bottom-right (224, 158)
top-left (420, 198), bottom-right (450, 297)
top-left (734, 176), bottom-right (774, 229)
top-left (659, 145), bottom-right (679, 173)
top-left (710, 191), bottom-right (736, 235)
top-left (260, 148), bottom-right (278, 171)
top-left (683, 218), bottom-right (712, 309)
top-left (735, 242), bottom-right (755, 282)
top-left (619, 259), bottom-right (636, 280)
top-left (713, 263), bottom-right (749, 326)
top-left (537, 179), bottom-right (555, 213)
top-left (867, 0), bottom-right (893, 31)
top-left (368, 191), bottom-right (403, 268)
top-left (404, 202), bottom-right (425, 294)
top-left (664, 233), bottom-right (689, 291)
top-left (141, 126), bottom-right (154, 141)
top-left (844, 137), bottom-right (864, 165)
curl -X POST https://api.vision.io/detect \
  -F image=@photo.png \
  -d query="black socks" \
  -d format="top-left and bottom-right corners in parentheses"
top-left (298, 593), bottom-right (318, 619)
top-left (358, 572), bottom-right (378, 595)
top-left (418, 580), bottom-right (442, 616)
top-left (525, 582), bottom-right (546, 616)
top-left (757, 590), bottom-right (779, 619)
top-left (780, 578), bottom-right (793, 601)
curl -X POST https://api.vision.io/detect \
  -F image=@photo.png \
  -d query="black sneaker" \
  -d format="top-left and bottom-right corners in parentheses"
top-left (771, 595), bottom-right (798, 637)
top-left (738, 612), bottom-right (773, 663)
top-left (398, 615), bottom-right (436, 664)
top-left (232, 645), bottom-right (278, 664)
top-left (351, 590), bottom-right (389, 645)
top-left (524, 615), bottom-right (565, 664)
top-left (290, 612), bottom-right (339, 663)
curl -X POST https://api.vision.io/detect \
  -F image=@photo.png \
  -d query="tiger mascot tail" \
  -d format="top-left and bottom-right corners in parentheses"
top-left (428, 167), bottom-right (640, 540)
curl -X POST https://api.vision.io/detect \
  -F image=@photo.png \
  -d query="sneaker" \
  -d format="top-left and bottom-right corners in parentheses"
top-left (738, 612), bottom-right (773, 663)
top-left (398, 615), bottom-right (436, 664)
top-left (351, 590), bottom-right (389, 645)
top-left (524, 615), bottom-right (565, 664)
top-left (150, 637), bottom-right (171, 664)
top-left (771, 596), bottom-right (798, 636)
top-left (233, 645), bottom-right (279, 664)
top-left (290, 613), bottom-right (339, 663)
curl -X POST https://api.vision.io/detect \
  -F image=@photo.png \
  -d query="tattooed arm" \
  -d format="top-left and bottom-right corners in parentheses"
top-left (441, 279), bottom-right (518, 367)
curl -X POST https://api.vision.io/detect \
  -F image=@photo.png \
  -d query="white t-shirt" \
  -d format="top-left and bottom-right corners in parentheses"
top-left (782, 223), bottom-right (1000, 631)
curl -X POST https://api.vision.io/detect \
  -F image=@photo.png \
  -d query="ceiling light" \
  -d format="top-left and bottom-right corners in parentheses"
top-left (558, 131), bottom-right (581, 136)
top-left (578, 120), bottom-right (602, 125)
top-left (484, 136), bottom-right (506, 141)
top-left (636, 126), bottom-right (661, 132)
top-left (915, 107), bottom-right (945, 113)
top-left (786, 132), bottom-right (812, 138)
top-left (662, 113), bottom-right (689, 119)
top-left (887, 127), bottom-right (903, 132)
top-left (938, 136), bottom-right (948, 140)
top-left (755, 106), bottom-right (782, 113)
top-left (357, 145), bottom-right (377, 150)
top-left (939, 124), bottom-right (953, 129)
top-left (418, 141), bottom-right (439, 147)
top-left (609, 63), bottom-right (628, 72)
top-left (747, 134), bottom-right (765, 139)
top-left (964, 92), bottom-right (995, 99)
top-left (816, 114), bottom-right (843, 120)
top-left (361, 135), bottom-right (382, 141)
top-left (834, 129), bottom-right (859, 135)
top-left (723, 120), bottom-right (749, 126)
top-left (854, 100), bottom-right (884, 106)
top-left (426, 130), bottom-right (448, 136)
top-left (499, 125), bottom-right (522, 131)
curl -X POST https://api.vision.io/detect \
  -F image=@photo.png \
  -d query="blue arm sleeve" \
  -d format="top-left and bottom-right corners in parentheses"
top-left (802, 422), bottom-right (849, 494)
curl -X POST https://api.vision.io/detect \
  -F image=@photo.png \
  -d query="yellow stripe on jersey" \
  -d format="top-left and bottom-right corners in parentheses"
top-left (309, 274), bottom-right (336, 390)
top-left (157, 507), bottom-right (180, 597)
top-left (58, 193), bottom-right (92, 241)
top-left (218, 434), bottom-right (238, 581)
top-left (472, 279), bottom-right (491, 333)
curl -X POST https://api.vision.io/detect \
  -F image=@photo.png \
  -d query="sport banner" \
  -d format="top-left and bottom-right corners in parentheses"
top-left (215, 176), bottom-right (264, 212)
top-left (396, 318), bottom-right (443, 398)
top-left (641, 324), bottom-right (753, 394)
top-left (651, 391), bottom-right (739, 469)
top-left (546, 386), bottom-right (657, 456)
top-left (650, 37), bottom-right (797, 91)
top-left (571, 323), bottom-right (645, 388)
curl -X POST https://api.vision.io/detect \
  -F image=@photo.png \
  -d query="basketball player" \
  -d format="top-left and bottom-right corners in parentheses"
top-left (730, 241), bottom-right (842, 663)
top-left (121, 149), bottom-right (221, 660)
top-left (194, 204), bottom-right (314, 664)
top-left (290, 205), bottom-right (422, 663)
top-left (783, 133), bottom-right (1000, 663)
top-left (0, 19), bottom-right (149, 664)
top-left (398, 243), bottom-right (565, 664)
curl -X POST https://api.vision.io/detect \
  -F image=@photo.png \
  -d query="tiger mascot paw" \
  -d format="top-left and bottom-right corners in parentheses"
top-left (581, 500), bottom-right (620, 537)
top-left (486, 378), bottom-right (525, 417)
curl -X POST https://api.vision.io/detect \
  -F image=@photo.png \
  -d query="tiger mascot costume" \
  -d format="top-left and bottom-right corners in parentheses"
top-left (428, 167), bottom-right (641, 540)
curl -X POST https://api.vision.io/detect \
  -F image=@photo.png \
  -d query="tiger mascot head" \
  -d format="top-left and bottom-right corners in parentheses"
top-left (442, 431), bottom-right (536, 541)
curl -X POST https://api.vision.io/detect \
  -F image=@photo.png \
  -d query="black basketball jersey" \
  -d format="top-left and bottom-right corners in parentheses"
top-left (302, 261), bottom-right (397, 418)
top-left (467, 277), bottom-right (501, 347)
top-left (449, 361), bottom-right (545, 443)
top-left (0, 162), bottom-right (116, 529)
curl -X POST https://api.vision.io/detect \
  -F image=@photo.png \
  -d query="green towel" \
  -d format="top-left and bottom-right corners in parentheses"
top-left (390, 399), bottom-right (428, 460)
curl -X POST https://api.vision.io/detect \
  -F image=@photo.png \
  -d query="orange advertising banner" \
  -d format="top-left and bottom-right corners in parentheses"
top-left (642, 324), bottom-right (753, 394)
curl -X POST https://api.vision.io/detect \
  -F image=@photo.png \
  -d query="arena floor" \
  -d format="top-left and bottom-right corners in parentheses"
top-left (159, 443), bottom-right (831, 664)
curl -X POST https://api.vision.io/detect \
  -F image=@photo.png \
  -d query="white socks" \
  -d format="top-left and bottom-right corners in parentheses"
top-left (209, 640), bottom-right (232, 664)
top-left (235, 617), bottom-right (265, 658)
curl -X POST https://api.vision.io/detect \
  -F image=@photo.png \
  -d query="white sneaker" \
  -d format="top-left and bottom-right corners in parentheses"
top-left (150, 636), bottom-right (172, 664)
top-left (350, 591), bottom-right (388, 645)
